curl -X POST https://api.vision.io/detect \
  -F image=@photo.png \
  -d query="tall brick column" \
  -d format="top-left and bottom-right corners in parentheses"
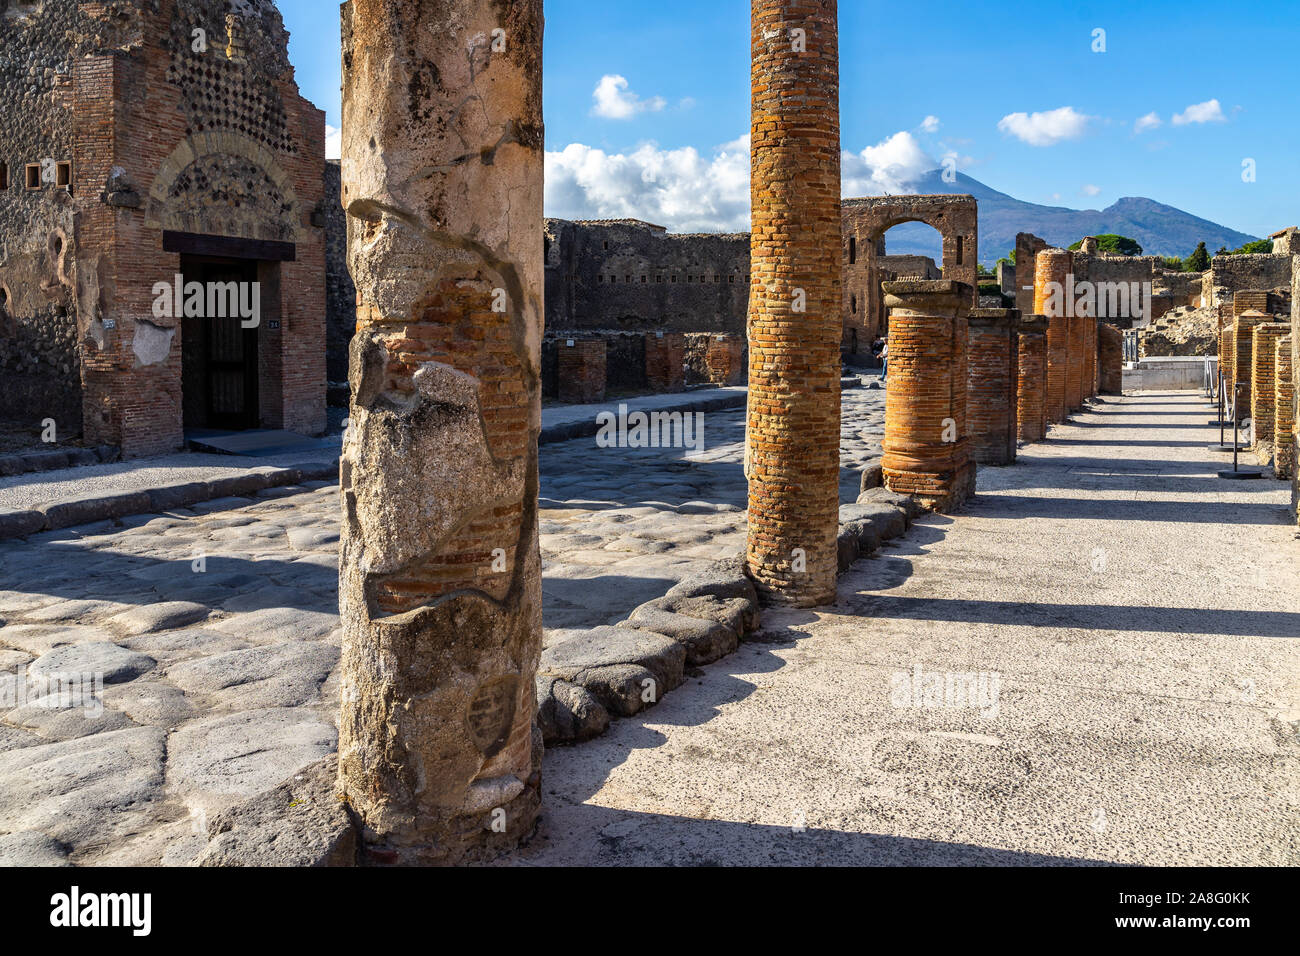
top-left (1219, 326), bottom-right (1234, 394)
top-left (1252, 323), bottom-right (1291, 445)
top-left (1065, 314), bottom-right (1086, 412)
top-left (1234, 310), bottom-right (1268, 422)
top-left (337, 0), bottom-right (545, 865)
top-left (1034, 248), bottom-right (1071, 423)
top-left (881, 280), bottom-right (975, 512)
top-left (745, 0), bottom-right (842, 607)
top-left (1085, 316), bottom-right (1098, 399)
top-left (1017, 315), bottom-right (1048, 442)
top-left (1098, 323), bottom-right (1123, 395)
top-left (1277, 335), bottom-right (1295, 480)
top-left (968, 308), bottom-right (1019, 464)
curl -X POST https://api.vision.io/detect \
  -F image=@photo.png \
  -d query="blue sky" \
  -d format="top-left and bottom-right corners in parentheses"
top-left (281, 0), bottom-right (1298, 240)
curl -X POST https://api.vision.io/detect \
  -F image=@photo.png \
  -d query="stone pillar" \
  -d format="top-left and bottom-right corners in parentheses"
top-left (1220, 326), bottom-right (1235, 395)
top-left (1085, 316), bottom-right (1098, 398)
top-left (558, 338), bottom-right (607, 404)
top-left (644, 331), bottom-right (686, 392)
top-left (1034, 248), bottom-right (1071, 424)
top-left (706, 333), bottom-right (747, 386)
top-left (1098, 323), bottom-right (1123, 395)
top-left (1017, 315), bottom-right (1048, 442)
top-left (968, 308), bottom-right (1019, 465)
top-left (1252, 323), bottom-right (1290, 445)
top-left (1234, 310), bottom-right (1268, 422)
top-left (1065, 314), bottom-right (1086, 412)
top-left (881, 280), bottom-right (975, 512)
top-left (745, 0), bottom-right (842, 607)
top-left (337, 0), bottom-right (545, 865)
top-left (1276, 335), bottom-right (1295, 481)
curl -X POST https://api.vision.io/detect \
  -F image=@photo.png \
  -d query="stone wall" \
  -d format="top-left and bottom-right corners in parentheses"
top-left (1209, 254), bottom-right (1293, 309)
top-left (0, 0), bottom-right (81, 434)
top-left (324, 159), bottom-right (353, 384)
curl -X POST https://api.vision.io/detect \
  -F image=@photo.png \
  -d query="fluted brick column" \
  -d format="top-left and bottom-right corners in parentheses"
top-left (1277, 336), bottom-right (1295, 480)
top-left (1017, 315), bottom-right (1048, 441)
top-left (968, 308), bottom-right (1019, 465)
top-left (881, 280), bottom-right (975, 512)
top-left (745, 0), bottom-right (842, 607)
top-left (337, 0), bottom-right (544, 865)
top-left (1252, 323), bottom-right (1290, 445)
top-left (1034, 248), bottom-right (1071, 423)
top-left (1098, 323), bottom-right (1123, 395)
top-left (1234, 310), bottom-right (1268, 422)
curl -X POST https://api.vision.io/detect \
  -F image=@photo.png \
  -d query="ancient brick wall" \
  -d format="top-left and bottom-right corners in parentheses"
top-left (1017, 315), bottom-right (1048, 441)
top-left (1233, 310), bottom-right (1268, 422)
top-left (0, 0), bottom-right (82, 434)
top-left (1014, 233), bottom-right (1049, 317)
top-left (1210, 254), bottom-right (1293, 309)
top-left (557, 338), bottom-right (607, 404)
top-left (324, 160), bottom-right (354, 384)
top-left (705, 333), bottom-right (746, 386)
top-left (1293, 254), bottom-right (1299, 520)
top-left (644, 331), bottom-right (686, 392)
top-left (1277, 335), bottom-right (1294, 480)
top-left (1035, 248), bottom-right (1072, 423)
top-left (1098, 322), bottom-right (1123, 394)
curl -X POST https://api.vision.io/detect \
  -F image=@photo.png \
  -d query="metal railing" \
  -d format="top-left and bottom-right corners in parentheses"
top-left (1122, 330), bottom-right (1139, 364)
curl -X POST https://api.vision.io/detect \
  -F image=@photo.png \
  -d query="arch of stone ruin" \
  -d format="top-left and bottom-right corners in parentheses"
top-left (842, 194), bottom-right (979, 342)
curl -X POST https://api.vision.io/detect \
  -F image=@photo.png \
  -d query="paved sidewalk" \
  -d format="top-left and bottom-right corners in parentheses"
top-left (515, 391), bottom-right (1300, 866)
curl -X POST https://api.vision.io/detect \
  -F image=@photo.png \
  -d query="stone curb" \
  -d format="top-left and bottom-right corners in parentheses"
top-left (0, 445), bottom-right (120, 479)
top-left (0, 459), bottom-right (340, 542)
top-left (538, 391), bottom-right (748, 446)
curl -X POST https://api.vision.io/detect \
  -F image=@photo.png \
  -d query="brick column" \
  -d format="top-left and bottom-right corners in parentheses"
top-left (968, 308), bottom-right (1019, 465)
top-left (1065, 314), bottom-right (1086, 413)
top-left (1276, 335), bottom-right (1295, 480)
top-left (1085, 316), bottom-right (1098, 399)
top-left (1098, 323), bottom-right (1123, 395)
top-left (706, 333), bottom-right (747, 386)
top-left (1234, 310), bottom-right (1268, 422)
top-left (558, 338), bottom-right (607, 404)
top-left (337, 0), bottom-right (544, 865)
top-left (1017, 315), bottom-right (1048, 442)
top-left (644, 331), bottom-right (685, 392)
top-left (1220, 326), bottom-right (1234, 394)
top-left (745, 0), bottom-right (842, 607)
top-left (1034, 248), bottom-right (1071, 423)
top-left (1252, 323), bottom-right (1290, 445)
top-left (881, 280), bottom-right (975, 512)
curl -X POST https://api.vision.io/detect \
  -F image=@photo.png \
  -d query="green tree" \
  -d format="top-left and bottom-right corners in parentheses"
top-left (1186, 242), bottom-right (1211, 272)
top-left (1229, 239), bottom-right (1273, 255)
top-left (1067, 234), bottom-right (1143, 256)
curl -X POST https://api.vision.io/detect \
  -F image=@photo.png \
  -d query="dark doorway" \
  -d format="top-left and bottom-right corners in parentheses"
top-left (181, 255), bottom-right (261, 430)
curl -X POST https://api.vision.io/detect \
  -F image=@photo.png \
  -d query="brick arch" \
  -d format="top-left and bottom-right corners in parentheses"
top-left (841, 194), bottom-right (979, 346)
top-left (143, 131), bottom-right (307, 243)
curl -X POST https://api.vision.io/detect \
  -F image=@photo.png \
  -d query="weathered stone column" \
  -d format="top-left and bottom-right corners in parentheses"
top-left (746, 0), bottom-right (842, 607)
top-left (1017, 315), bottom-right (1048, 442)
top-left (1252, 323), bottom-right (1291, 446)
top-left (881, 280), bottom-right (975, 512)
top-left (967, 308), bottom-right (1019, 465)
top-left (1034, 248), bottom-right (1071, 423)
top-left (337, 0), bottom-right (545, 865)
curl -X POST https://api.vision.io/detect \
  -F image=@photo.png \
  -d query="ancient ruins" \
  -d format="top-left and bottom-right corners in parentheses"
top-left (0, 0), bottom-right (1295, 876)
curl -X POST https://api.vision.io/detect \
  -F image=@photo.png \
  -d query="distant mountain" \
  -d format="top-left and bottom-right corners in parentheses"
top-left (874, 170), bottom-right (1260, 266)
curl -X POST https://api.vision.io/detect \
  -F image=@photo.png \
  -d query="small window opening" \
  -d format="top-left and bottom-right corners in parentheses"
top-left (56, 161), bottom-right (71, 191)
top-left (0, 163), bottom-right (8, 190)
top-left (25, 164), bottom-right (41, 189)
top-left (849, 236), bottom-right (857, 264)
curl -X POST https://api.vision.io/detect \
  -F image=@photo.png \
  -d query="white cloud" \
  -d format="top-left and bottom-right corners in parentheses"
top-left (996, 106), bottom-right (1091, 146)
top-left (842, 130), bottom-right (939, 196)
top-left (1172, 98), bottom-right (1225, 126)
top-left (1082, 184), bottom-right (1101, 197)
top-left (591, 74), bottom-right (667, 120)
top-left (1134, 112), bottom-right (1162, 134)
top-left (545, 136), bottom-right (750, 233)
top-left (325, 125), bottom-right (341, 160)
top-left (920, 115), bottom-right (941, 133)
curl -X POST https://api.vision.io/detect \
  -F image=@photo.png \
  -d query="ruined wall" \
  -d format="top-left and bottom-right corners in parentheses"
top-left (544, 218), bottom-right (749, 334)
top-left (324, 159), bottom-right (354, 383)
top-left (1014, 232), bottom-right (1049, 317)
top-left (0, 0), bottom-right (81, 434)
top-left (1209, 254), bottom-right (1293, 309)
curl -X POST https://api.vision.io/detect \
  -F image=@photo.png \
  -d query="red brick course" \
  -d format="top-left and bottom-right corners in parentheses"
top-left (644, 332), bottom-right (686, 391)
top-left (968, 309), bottom-right (1019, 465)
top-left (705, 333), bottom-right (746, 386)
top-left (1034, 249), bottom-right (1071, 424)
top-left (558, 338), bottom-right (607, 404)
top-left (1017, 315), bottom-right (1048, 442)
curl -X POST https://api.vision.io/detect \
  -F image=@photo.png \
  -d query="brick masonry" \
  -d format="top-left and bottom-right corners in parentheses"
top-left (1276, 335), bottom-right (1295, 480)
top-left (1017, 315), bottom-right (1049, 441)
top-left (705, 333), bottom-right (746, 386)
top-left (1098, 323), bottom-right (1123, 395)
top-left (1035, 248), bottom-right (1072, 424)
top-left (1234, 310), bottom-right (1269, 422)
top-left (1251, 323), bottom-right (1290, 445)
top-left (558, 338), bottom-right (608, 404)
top-left (745, 0), bottom-right (843, 607)
top-left (644, 331), bottom-right (686, 392)
top-left (881, 280), bottom-right (976, 512)
top-left (967, 308), bottom-right (1019, 465)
